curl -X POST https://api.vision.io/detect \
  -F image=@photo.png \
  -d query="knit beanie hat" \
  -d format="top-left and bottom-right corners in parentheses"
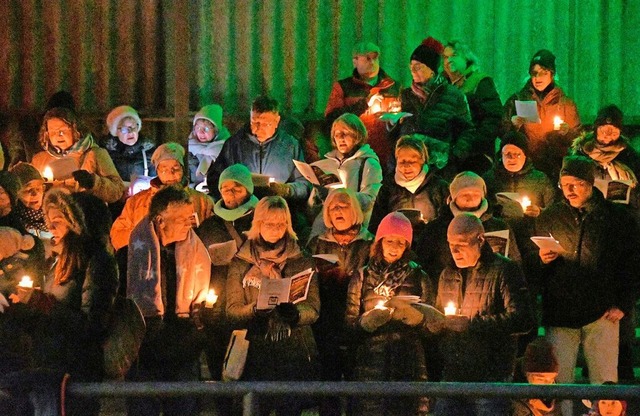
top-left (530, 49), bottom-right (556, 73)
top-left (499, 131), bottom-right (529, 157)
top-left (594, 104), bottom-right (624, 130)
top-left (449, 171), bottom-right (486, 200)
top-left (0, 171), bottom-right (21, 206)
top-left (0, 226), bottom-right (35, 260)
top-left (219, 164), bottom-right (254, 194)
top-left (106, 105), bottom-right (142, 137)
top-left (45, 90), bottom-right (75, 112)
top-left (151, 142), bottom-right (185, 168)
top-left (560, 155), bottom-right (595, 184)
top-left (193, 104), bottom-right (223, 129)
top-left (375, 211), bottom-right (413, 244)
top-left (352, 41), bottom-right (380, 56)
top-left (447, 213), bottom-right (484, 238)
top-left (524, 339), bottom-right (559, 373)
top-left (411, 37), bottom-right (444, 73)
top-left (9, 162), bottom-right (43, 187)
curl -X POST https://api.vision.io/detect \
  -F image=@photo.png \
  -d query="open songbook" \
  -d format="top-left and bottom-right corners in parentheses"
top-left (594, 178), bottom-right (633, 204)
top-left (46, 157), bottom-right (79, 180)
top-left (293, 159), bottom-right (343, 188)
top-left (484, 230), bottom-right (510, 257)
top-left (515, 100), bottom-right (541, 123)
top-left (256, 268), bottom-right (314, 310)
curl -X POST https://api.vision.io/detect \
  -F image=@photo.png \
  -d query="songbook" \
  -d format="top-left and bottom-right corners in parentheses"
top-left (293, 159), bottom-right (343, 188)
top-left (594, 178), bottom-right (633, 204)
top-left (495, 192), bottom-right (526, 218)
top-left (256, 268), bottom-right (314, 310)
top-left (396, 208), bottom-right (425, 225)
top-left (47, 157), bottom-right (79, 180)
top-left (312, 253), bottom-right (340, 264)
top-left (515, 100), bottom-right (541, 123)
top-left (530, 235), bottom-right (565, 252)
top-left (251, 173), bottom-right (274, 188)
top-left (484, 230), bottom-right (510, 257)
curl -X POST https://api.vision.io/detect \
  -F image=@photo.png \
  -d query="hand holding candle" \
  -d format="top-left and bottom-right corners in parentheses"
top-left (43, 167), bottom-right (53, 182)
top-left (520, 196), bottom-right (532, 211)
top-left (444, 301), bottom-right (457, 316)
top-left (205, 289), bottom-right (218, 308)
top-left (18, 275), bottom-right (33, 288)
top-left (553, 116), bottom-right (564, 131)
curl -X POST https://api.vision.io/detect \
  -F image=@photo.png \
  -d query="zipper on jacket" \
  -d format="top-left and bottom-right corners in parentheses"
top-left (259, 143), bottom-right (264, 174)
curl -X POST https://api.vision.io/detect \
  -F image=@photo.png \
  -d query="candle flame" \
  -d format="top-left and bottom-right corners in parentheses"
top-left (205, 289), bottom-right (218, 307)
top-left (374, 300), bottom-right (387, 310)
top-left (553, 116), bottom-right (563, 130)
top-left (520, 196), bottom-right (532, 210)
top-left (43, 167), bottom-right (53, 182)
top-left (18, 275), bottom-right (33, 288)
top-left (444, 301), bottom-right (457, 316)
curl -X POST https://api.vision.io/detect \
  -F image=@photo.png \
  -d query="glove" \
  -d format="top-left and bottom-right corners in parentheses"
top-left (391, 304), bottom-right (425, 327)
top-left (360, 307), bottom-right (392, 332)
top-left (269, 182), bottom-right (291, 198)
top-left (275, 302), bottom-right (300, 326)
top-left (72, 170), bottom-right (96, 189)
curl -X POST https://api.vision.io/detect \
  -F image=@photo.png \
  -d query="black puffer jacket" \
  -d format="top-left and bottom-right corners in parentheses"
top-left (398, 75), bottom-right (476, 159)
top-left (101, 135), bottom-right (156, 181)
top-left (533, 190), bottom-right (640, 328)
top-left (436, 244), bottom-right (535, 382)
top-left (369, 170), bottom-right (450, 240)
top-left (345, 257), bottom-right (433, 415)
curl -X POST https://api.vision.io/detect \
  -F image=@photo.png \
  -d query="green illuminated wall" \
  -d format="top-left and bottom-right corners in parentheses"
top-left (2, 0), bottom-right (639, 123)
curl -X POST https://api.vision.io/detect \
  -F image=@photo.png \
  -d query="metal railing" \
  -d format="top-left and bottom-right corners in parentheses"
top-left (67, 381), bottom-right (640, 416)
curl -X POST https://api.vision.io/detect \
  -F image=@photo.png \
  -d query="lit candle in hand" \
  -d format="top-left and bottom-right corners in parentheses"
top-left (520, 196), bottom-right (532, 211)
top-left (268, 177), bottom-right (276, 184)
top-left (553, 116), bottom-right (563, 130)
top-left (205, 289), bottom-right (218, 308)
top-left (43, 167), bottom-right (53, 182)
top-left (374, 300), bottom-right (388, 310)
top-left (18, 276), bottom-right (33, 288)
top-left (444, 301), bottom-right (457, 316)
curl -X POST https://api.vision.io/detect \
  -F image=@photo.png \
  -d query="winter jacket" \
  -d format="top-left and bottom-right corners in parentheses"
top-left (397, 75), bottom-right (476, 164)
top-left (345, 258), bottom-right (433, 415)
top-left (449, 67), bottom-right (503, 156)
top-left (511, 398), bottom-right (560, 416)
top-left (316, 144), bottom-right (383, 219)
top-left (101, 135), bottom-right (156, 182)
top-left (325, 68), bottom-right (401, 168)
top-left (207, 128), bottom-right (311, 200)
top-left (225, 238), bottom-right (320, 383)
top-left (369, 170), bottom-right (450, 238)
top-left (435, 244), bottom-right (535, 382)
top-left (31, 133), bottom-right (126, 204)
top-left (110, 177), bottom-right (214, 250)
top-left (533, 190), bottom-right (640, 328)
top-left (415, 203), bottom-right (522, 286)
top-left (503, 82), bottom-right (581, 180)
top-left (187, 129), bottom-right (230, 186)
top-left (308, 227), bottom-right (374, 349)
top-left (127, 216), bottom-right (210, 318)
top-left (483, 160), bottom-right (557, 254)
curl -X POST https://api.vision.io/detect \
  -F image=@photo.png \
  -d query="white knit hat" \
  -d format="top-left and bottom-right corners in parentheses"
top-left (106, 105), bottom-right (142, 136)
top-left (193, 104), bottom-right (223, 128)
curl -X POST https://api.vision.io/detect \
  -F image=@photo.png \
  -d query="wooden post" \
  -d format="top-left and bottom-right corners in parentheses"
top-left (173, 0), bottom-right (190, 149)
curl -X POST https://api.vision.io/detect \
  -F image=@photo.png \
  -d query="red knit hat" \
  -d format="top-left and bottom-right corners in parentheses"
top-left (375, 211), bottom-right (413, 244)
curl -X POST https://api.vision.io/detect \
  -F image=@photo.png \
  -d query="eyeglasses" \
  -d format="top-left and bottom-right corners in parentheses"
top-left (262, 221), bottom-right (287, 231)
top-left (118, 126), bottom-right (138, 134)
top-left (333, 131), bottom-right (355, 140)
top-left (502, 152), bottom-right (524, 159)
top-left (329, 204), bottom-right (351, 213)
top-left (194, 126), bottom-right (212, 134)
top-left (250, 120), bottom-right (275, 128)
top-left (48, 127), bottom-right (72, 137)
top-left (558, 181), bottom-right (589, 191)
top-left (410, 63), bottom-right (428, 72)
top-left (158, 166), bottom-right (182, 175)
top-left (530, 69), bottom-right (551, 78)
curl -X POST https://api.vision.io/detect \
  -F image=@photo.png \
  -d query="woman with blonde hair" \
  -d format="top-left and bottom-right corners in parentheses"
top-left (308, 188), bottom-right (374, 416)
top-left (226, 196), bottom-right (319, 416)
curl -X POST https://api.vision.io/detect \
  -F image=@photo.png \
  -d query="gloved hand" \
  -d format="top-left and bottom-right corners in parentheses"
top-left (269, 182), bottom-right (291, 198)
top-left (275, 302), bottom-right (300, 326)
top-left (72, 170), bottom-right (96, 189)
top-left (9, 286), bottom-right (34, 304)
top-left (360, 307), bottom-right (392, 332)
top-left (390, 304), bottom-right (425, 326)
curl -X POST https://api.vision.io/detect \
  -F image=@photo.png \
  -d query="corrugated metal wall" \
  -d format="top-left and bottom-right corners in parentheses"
top-left (2, 0), bottom-right (640, 124)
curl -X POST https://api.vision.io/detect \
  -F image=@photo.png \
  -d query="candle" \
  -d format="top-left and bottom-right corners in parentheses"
top-left (444, 301), bottom-right (457, 316)
top-left (43, 167), bottom-right (53, 182)
top-left (205, 289), bottom-right (218, 308)
top-left (369, 101), bottom-right (382, 114)
top-left (553, 116), bottom-right (563, 130)
top-left (389, 99), bottom-right (401, 113)
top-left (520, 196), bottom-right (532, 211)
top-left (268, 177), bottom-right (276, 184)
top-left (18, 275), bottom-right (33, 289)
top-left (374, 300), bottom-right (388, 310)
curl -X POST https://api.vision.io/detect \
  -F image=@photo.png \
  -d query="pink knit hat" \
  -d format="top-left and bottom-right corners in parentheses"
top-left (375, 212), bottom-right (413, 244)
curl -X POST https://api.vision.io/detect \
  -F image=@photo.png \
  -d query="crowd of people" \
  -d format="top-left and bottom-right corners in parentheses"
top-left (0, 35), bottom-right (638, 416)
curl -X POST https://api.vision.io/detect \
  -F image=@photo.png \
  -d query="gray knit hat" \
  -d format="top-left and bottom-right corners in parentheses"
top-left (219, 164), bottom-right (254, 194)
top-left (151, 142), bottom-right (185, 168)
top-left (9, 162), bottom-right (43, 187)
top-left (449, 171), bottom-right (487, 200)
